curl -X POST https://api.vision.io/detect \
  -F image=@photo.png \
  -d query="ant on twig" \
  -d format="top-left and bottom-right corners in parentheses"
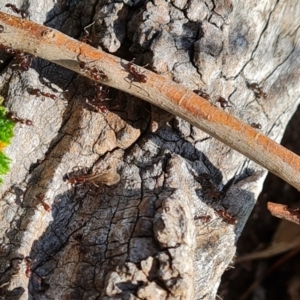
top-left (250, 122), bottom-right (262, 130)
top-left (126, 62), bottom-right (148, 83)
top-left (216, 96), bottom-right (231, 109)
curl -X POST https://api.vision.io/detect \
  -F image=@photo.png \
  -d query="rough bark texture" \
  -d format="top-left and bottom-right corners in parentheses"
top-left (0, 1), bottom-right (300, 299)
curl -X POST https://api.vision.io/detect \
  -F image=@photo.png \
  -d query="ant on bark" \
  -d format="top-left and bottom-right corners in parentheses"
top-left (6, 112), bottom-right (33, 126)
top-left (64, 168), bottom-right (120, 187)
top-left (27, 88), bottom-right (57, 100)
top-left (247, 82), bottom-right (267, 99)
top-left (216, 209), bottom-right (237, 225)
top-left (86, 83), bottom-right (111, 114)
top-left (24, 256), bottom-right (32, 277)
top-left (5, 3), bottom-right (28, 18)
top-left (34, 193), bottom-right (51, 212)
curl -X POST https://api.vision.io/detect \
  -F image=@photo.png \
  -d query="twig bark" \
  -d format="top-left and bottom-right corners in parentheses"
top-left (267, 202), bottom-right (300, 225)
top-left (0, 11), bottom-right (300, 192)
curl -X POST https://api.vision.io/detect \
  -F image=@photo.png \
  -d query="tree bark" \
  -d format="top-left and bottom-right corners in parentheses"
top-left (0, 1), bottom-right (300, 299)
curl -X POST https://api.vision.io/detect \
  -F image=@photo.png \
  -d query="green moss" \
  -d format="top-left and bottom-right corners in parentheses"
top-left (0, 106), bottom-right (14, 144)
top-left (0, 97), bottom-right (15, 183)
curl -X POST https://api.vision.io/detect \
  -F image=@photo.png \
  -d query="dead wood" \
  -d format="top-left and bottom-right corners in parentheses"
top-left (0, 1), bottom-right (300, 299)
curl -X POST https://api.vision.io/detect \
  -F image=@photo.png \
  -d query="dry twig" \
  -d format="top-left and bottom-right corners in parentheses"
top-left (0, 12), bottom-right (300, 190)
top-left (267, 202), bottom-right (300, 225)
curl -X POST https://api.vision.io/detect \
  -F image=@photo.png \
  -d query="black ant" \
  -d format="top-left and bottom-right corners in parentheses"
top-left (6, 112), bottom-right (33, 126)
top-left (217, 96), bottom-right (231, 109)
top-left (0, 25), bottom-right (4, 33)
top-left (5, 3), bottom-right (28, 18)
top-left (250, 122), bottom-right (262, 129)
top-left (193, 89), bottom-right (210, 100)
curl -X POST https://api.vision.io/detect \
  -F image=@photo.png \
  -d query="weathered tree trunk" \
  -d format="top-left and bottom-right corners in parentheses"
top-left (1, 1), bottom-right (300, 299)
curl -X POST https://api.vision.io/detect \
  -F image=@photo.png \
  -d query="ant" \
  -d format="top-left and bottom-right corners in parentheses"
top-left (216, 96), bottom-right (231, 109)
top-left (5, 3), bottom-right (28, 18)
top-left (64, 169), bottom-right (120, 187)
top-left (80, 22), bottom-right (94, 45)
top-left (194, 215), bottom-right (211, 223)
top-left (250, 122), bottom-right (262, 129)
top-left (0, 43), bottom-right (16, 55)
top-left (0, 25), bottom-right (4, 33)
top-left (193, 89), bottom-right (210, 100)
top-left (247, 82), bottom-right (267, 99)
top-left (216, 209), bottom-right (237, 225)
top-left (24, 256), bottom-right (32, 277)
top-left (86, 83), bottom-right (111, 114)
top-left (77, 55), bottom-right (108, 82)
top-left (6, 112), bottom-right (33, 126)
top-left (34, 193), bottom-right (51, 212)
top-left (86, 98), bottom-right (108, 114)
top-left (126, 62), bottom-right (147, 83)
top-left (27, 88), bottom-right (57, 100)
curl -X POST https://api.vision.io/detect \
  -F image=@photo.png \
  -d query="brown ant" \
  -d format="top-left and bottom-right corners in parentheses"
top-left (0, 25), bottom-right (4, 33)
top-left (5, 3), bottom-right (28, 18)
top-left (126, 62), bottom-right (147, 83)
top-left (250, 122), bottom-right (262, 129)
top-left (216, 209), bottom-right (237, 225)
top-left (247, 82), bottom-right (267, 99)
top-left (77, 55), bottom-right (107, 82)
top-left (217, 96), bottom-right (231, 109)
top-left (34, 193), bottom-right (51, 212)
top-left (0, 43), bottom-right (16, 55)
top-left (80, 22), bottom-right (94, 45)
top-left (27, 88), bottom-right (57, 100)
top-left (193, 89), bottom-right (210, 100)
top-left (6, 112), bottom-right (33, 126)
top-left (11, 51), bottom-right (33, 71)
top-left (64, 169), bottom-right (120, 187)
top-left (86, 83), bottom-right (111, 114)
top-left (194, 215), bottom-right (211, 223)
top-left (24, 256), bottom-right (32, 277)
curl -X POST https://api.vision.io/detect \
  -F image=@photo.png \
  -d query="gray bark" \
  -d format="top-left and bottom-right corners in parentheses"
top-left (0, 0), bottom-right (300, 299)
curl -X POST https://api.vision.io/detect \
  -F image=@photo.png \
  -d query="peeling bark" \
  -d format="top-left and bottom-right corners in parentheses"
top-left (1, 1), bottom-right (300, 299)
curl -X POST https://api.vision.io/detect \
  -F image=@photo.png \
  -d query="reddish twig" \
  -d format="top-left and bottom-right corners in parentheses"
top-left (1, 12), bottom-right (300, 190)
top-left (267, 202), bottom-right (300, 225)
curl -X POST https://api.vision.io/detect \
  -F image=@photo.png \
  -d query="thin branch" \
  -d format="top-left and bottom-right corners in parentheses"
top-left (267, 202), bottom-right (300, 225)
top-left (1, 12), bottom-right (300, 190)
